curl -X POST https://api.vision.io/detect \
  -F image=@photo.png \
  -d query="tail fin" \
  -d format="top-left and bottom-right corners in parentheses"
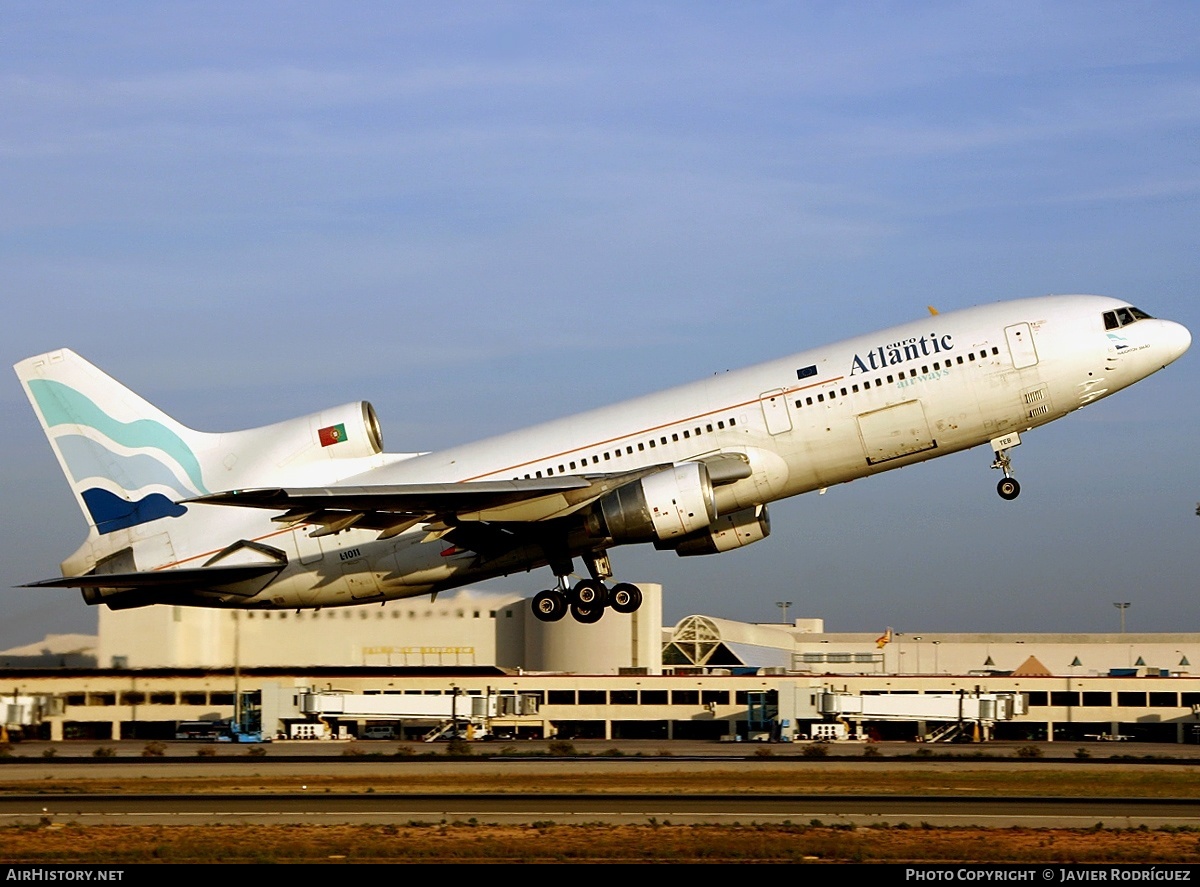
top-left (14, 349), bottom-right (214, 535)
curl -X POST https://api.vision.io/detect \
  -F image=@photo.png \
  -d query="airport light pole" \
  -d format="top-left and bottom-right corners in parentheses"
top-left (776, 601), bottom-right (792, 625)
top-left (1114, 602), bottom-right (1131, 633)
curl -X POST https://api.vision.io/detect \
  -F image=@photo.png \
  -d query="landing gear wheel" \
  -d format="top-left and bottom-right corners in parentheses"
top-left (609, 582), bottom-right (643, 614)
top-left (531, 589), bottom-right (568, 622)
top-left (997, 477), bottom-right (1021, 500)
top-left (571, 579), bottom-right (608, 608)
top-left (570, 602), bottom-right (605, 624)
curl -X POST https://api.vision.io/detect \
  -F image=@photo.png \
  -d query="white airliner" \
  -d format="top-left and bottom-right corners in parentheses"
top-left (14, 294), bottom-right (1190, 624)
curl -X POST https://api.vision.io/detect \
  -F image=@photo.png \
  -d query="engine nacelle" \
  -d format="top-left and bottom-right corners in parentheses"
top-left (215, 400), bottom-right (385, 488)
top-left (591, 462), bottom-right (717, 544)
top-left (657, 504), bottom-right (771, 557)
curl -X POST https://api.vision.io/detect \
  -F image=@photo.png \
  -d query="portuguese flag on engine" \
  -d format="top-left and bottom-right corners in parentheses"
top-left (318, 423), bottom-right (347, 447)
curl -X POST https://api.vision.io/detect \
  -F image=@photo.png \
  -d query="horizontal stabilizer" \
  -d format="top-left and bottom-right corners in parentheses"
top-left (23, 562), bottom-right (283, 595)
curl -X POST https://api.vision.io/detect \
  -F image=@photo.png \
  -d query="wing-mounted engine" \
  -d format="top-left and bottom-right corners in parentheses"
top-left (588, 462), bottom-right (717, 544)
top-left (656, 504), bottom-right (771, 557)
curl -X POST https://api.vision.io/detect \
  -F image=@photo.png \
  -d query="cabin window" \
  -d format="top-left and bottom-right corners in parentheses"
top-left (648, 440), bottom-right (656, 448)
top-left (730, 417), bottom-right (736, 426)
top-left (638, 443), bottom-right (645, 451)
top-left (604, 452), bottom-right (611, 460)
top-left (817, 393), bottom-right (825, 402)
top-left (683, 430), bottom-right (690, 438)
top-left (706, 424), bottom-right (713, 432)
top-left (718, 421), bottom-right (725, 429)
top-left (569, 461), bottom-right (576, 469)
top-left (672, 433), bottom-right (679, 441)
top-left (806, 396), bottom-right (813, 406)
top-left (886, 375), bottom-right (894, 383)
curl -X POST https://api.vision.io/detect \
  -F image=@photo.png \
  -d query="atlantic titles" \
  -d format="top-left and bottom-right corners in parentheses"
top-left (850, 333), bottom-right (954, 376)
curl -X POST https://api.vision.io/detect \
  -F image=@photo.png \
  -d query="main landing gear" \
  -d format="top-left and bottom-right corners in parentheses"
top-left (990, 432), bottom-right (1022, 501)
top-left (531, 579), bottom-right (644, 624)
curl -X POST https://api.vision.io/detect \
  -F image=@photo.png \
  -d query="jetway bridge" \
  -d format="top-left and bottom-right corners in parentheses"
top-left (293, 689), bottom-right (539, 741)
top-left (813, 689), bottom-right (1027, 742)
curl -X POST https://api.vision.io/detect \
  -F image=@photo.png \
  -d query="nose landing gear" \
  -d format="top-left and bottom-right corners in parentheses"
top-left (996, 476), bottom-right (1021, 500)
top-left (990, 432), bottom-right (1022, 500)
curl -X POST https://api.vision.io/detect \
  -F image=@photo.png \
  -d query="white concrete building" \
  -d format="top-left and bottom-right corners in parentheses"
top-left (96, 584), bottom-right (664, 675)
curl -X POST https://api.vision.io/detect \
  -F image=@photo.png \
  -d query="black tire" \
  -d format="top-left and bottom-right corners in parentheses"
top-left (531, 589), bottom-right (568, 622)
top-left (609, 582), bottom-right (643, 614)
top-left (571, 579), bottom-right (608, 608)
top-left (570, 602), bottom-right (605, 624)
top-left (997, 478), bottom-right (1021, 500)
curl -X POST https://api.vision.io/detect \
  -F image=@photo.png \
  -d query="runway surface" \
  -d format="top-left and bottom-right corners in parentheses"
top-left (1, 739), bottom-right (1199, 827)
top-left (3, 791), bottom-right (1199, 828)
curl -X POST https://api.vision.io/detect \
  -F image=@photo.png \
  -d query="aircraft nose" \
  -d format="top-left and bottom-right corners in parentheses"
top-left (1160, 320), bottom-right (1192, 365)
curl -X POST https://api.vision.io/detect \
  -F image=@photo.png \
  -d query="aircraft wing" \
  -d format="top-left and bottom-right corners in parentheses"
top-left (187, 467), bottom-right (673, 538)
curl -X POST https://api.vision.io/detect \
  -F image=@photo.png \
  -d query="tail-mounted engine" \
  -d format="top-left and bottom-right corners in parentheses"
top-left (589, 462), bottom-right (717, 544)
top-left (218, 401), bottom-right (385, 487)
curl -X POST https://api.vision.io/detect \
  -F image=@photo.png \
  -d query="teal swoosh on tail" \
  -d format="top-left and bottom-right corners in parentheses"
top-left (27, 378), bottom-right (207, 493)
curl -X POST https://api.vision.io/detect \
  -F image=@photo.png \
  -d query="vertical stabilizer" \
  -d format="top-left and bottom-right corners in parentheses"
top-left (14, 349), bottom-right (214, 535)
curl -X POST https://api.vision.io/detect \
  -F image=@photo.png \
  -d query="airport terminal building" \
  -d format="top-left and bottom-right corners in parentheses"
top-left (3, 583), bottom-right (1199, 745)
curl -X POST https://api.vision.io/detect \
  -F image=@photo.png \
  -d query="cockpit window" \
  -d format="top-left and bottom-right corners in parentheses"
top-left (1103, 306), bottom-right (1154, 330)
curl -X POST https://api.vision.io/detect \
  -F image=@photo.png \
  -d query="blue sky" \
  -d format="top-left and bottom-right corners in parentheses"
top-left (2, 2), bottom-right (1198, 650)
